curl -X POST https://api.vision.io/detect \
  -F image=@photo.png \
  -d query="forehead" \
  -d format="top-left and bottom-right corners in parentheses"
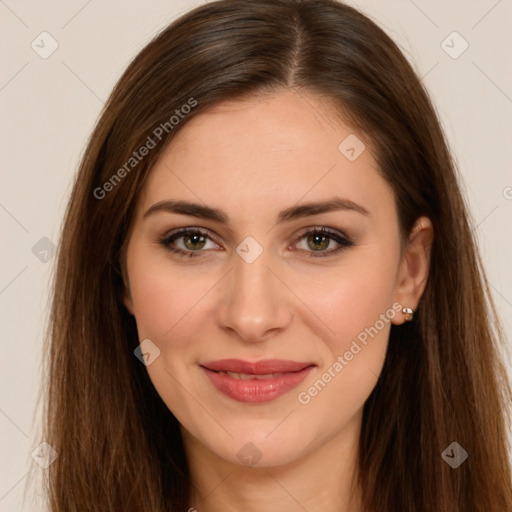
top-left (137, 90), bottom-right (394, 223)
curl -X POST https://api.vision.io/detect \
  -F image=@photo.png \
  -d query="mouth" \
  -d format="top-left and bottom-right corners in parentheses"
top-left (200, 359), bottom-right (316, 403)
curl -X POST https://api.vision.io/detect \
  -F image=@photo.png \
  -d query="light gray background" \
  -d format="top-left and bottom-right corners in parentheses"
top-left (1, 1), bottom-right (511, 510)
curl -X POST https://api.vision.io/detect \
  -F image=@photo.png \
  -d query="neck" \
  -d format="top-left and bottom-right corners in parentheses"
top-left (183, 411), bottom-right (364, 512)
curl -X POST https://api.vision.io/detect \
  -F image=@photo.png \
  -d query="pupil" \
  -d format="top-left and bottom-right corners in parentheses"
top-left (186, 234), bottom-right (205, 249)
top-left (309, 234), bottom-right (328, 251)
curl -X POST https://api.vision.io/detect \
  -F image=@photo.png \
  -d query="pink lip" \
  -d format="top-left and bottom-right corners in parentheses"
top-left (200, 359), bottom-right (316, 403)
top-left (202, 358), bottom-right (313, 374)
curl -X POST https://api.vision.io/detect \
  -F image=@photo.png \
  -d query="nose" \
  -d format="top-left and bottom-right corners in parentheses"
top-left (216, 248), bottom-right (293, 344)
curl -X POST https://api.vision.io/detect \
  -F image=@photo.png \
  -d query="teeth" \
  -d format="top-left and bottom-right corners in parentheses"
top-left (221, 371), bottom-right (280, 380)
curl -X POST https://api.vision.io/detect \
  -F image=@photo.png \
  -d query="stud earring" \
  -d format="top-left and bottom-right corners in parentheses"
top-left (402, 307), bottom-right (414, 321)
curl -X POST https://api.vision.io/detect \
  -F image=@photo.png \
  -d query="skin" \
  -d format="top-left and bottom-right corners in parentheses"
top-left (123, 90), bottom-right (433, 511)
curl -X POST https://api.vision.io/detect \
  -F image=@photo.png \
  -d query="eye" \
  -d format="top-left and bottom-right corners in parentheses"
top-left (157, 228), bottom-right (220, 259)
top-left (158, 226), bottom-right (354, 260)
top-left (293, 227), bottom-right (354, 258)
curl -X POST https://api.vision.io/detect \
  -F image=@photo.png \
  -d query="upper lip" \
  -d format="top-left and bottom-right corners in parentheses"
top-left (201, 359), bottom-right (315, 374)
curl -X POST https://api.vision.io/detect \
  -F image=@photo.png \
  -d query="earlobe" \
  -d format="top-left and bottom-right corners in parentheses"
top-left (123, 290), bottom-right (135, 316)
top-left (120, 258), bottom-right (135, 316)
top-left (121, 269), bottom-right (135, 316)
top-left (391, 216), bottom-right (433, 325)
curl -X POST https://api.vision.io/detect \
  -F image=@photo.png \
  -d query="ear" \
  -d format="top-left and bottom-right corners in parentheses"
top-left (121, 264), bottom-right (135, 316)
top-left (123, 288), bottom-right (135, 316)
top-left (391, 216), bottom-right (433, 325)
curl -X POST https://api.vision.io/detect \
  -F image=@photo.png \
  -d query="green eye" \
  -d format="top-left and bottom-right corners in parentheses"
top-left (295, 228), bottom-right (354, 258)
top-left (159, 228), bottom-right (217, 258)
top-left (182, 232), bottom-right (208, 251)
top-left (158, 226), bottom-right (353, 259)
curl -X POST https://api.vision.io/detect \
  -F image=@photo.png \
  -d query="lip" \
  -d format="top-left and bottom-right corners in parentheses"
top-left (202, 358), bottom-right (314, 374)
top-left (200, 359), bottom-right (316, 403)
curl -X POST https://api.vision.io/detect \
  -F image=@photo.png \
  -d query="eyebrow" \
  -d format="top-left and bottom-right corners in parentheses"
top-left (143, 197), bottom-right (369, 224)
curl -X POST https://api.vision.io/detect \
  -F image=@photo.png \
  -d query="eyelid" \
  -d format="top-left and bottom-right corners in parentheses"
top-left (290, 226), bottom-right (353, 257)
top-left (158, 227), bottom-right (221, 249)
top-left (158, 225), bottom-right (353, 259)
top-left (292, 225), bottom-right (347, 241)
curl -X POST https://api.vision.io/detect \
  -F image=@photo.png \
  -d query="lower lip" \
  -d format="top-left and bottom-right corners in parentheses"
top-left (201, 366), bottom-right (315, 403)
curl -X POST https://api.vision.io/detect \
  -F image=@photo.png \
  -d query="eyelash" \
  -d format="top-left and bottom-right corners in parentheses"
top-left (157, 227), bottom-right (354, 260)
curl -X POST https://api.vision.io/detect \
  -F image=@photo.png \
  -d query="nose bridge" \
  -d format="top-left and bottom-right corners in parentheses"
top-left (216, 243), bottom-right (292, 342)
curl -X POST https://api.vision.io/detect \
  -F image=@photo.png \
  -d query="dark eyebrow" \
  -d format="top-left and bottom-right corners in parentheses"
top-left (277, 198), bottom-right (369, 222)
top-left (143, 197), bottom-right (369, 224)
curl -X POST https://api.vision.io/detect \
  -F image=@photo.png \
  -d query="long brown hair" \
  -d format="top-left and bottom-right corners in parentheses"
top-left (39, 0), bottom-right (512, 510)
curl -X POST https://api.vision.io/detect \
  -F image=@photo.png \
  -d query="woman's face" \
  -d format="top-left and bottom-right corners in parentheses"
top-left (123, 90), bottom-right (429, 468)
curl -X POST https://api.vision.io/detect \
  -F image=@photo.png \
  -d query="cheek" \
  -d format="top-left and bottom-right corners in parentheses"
top-left (294, 249), bottom-right (399, 351)
top-left (126, 251), bottom-right (213, 415)
top-left (294, 277), bottom-right (395, 423)
top-left (306, 278), bottom-right (393, 386)
top-left (126, 245), bottom-right (215, 341)
top-left (291, 247), bottom-right (399, 407)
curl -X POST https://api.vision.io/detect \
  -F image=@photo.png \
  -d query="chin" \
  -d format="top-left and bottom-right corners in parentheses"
top-left (197, 423), bottom-right (314, 469)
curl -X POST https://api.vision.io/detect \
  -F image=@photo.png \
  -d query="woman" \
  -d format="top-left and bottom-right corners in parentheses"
top-left (41, 0), bottom-right (512, 510)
